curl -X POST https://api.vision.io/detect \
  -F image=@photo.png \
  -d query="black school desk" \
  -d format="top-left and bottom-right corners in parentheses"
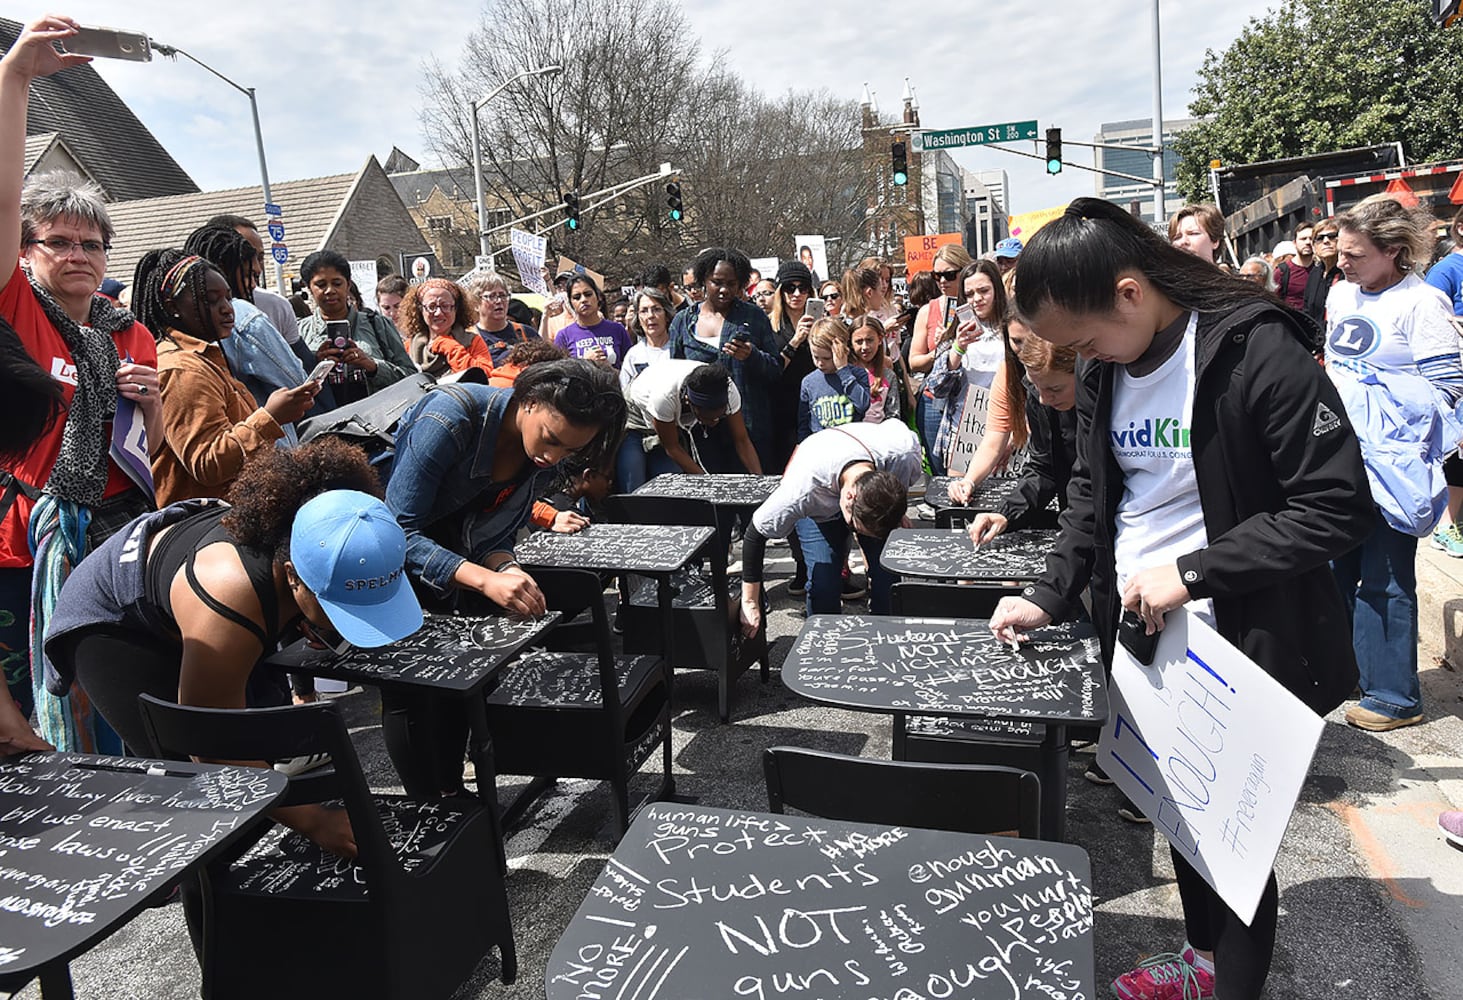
top-left (927, 475), bottom-right (1022, 512)
top-left (633, 473), bottom-right (781, 508)
top-left (546, 803), bottom-right (1095, 1000)
top-left (782, 614), bottom-right (1108, 840)
top-left (264, 613), bottom-right (559, 840)
top-left (880, 527), bottom-right (1059, 584)
top-left (0, 752), bottom-right (286, 999)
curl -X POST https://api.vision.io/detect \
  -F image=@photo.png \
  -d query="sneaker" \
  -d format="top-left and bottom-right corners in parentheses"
top-left (841, 576), bottom-right (867, 601)
top-left (1431, 523), bottom-right (1463, 557)
top-left (1439, 810), bottom-right (1463, 848)
top-left (1344, 704), bottom-right (1424, 732)
top-left (788, 568), bottom-right (807, 596)
top-left (275, 752), bottom-right (331, 777)
top-left (1084, 762), bottom-right (1115, 785)
top-left (1117, 795), bottom-right (1151, 825)
top-left (1111, 951), bottom-right (1214, 999)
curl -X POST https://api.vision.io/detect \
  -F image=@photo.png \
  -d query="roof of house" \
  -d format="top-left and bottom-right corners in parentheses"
top-left (102, 157), bottom-right (430, 285)
top-left (2, 17), bottom-right (198, 202)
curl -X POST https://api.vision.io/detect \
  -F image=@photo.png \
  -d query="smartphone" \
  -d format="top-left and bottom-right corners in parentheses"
top-left (1117, 610), bottom-right (1161, 666)
top-left (61, 25), bottom-right (152, 62)
top-left (805, 298), bottom-right (827, 321)
top-left (954, 301), bottom-right (976, 325)
top-left (307, 359), bottom-right (336, 384)
top-left (731, 332), bottom-right (751, 344)
top-left (324, 319), bottom-right (352, 349)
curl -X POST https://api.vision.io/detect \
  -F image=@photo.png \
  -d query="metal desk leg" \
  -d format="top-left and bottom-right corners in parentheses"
top-left (656, 574), bottom-right (677, 802)
top-left (38, 961), bottom-right (74, 1000)
top-left (1039, 724), bottom-right (1069, 841)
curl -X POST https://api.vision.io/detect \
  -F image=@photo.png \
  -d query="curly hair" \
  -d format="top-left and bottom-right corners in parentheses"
top-left (222, 438), bottom-right (381, 563)
top-left (503, 339), bottom-right (567, 367)
top-left (395, 278), bottom-right (471, 342)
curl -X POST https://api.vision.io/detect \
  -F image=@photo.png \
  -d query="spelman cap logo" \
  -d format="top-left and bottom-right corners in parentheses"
top-left (343, 567), bottom-right (403, 591)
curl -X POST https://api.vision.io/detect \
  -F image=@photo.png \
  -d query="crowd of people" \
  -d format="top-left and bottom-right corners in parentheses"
top-left (5, 15), bottom-right (1463, 1000)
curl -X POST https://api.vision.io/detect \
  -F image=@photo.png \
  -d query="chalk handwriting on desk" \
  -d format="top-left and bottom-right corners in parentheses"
top-left (0, 753), bottom-right (279, 951)
top-left (635, 474), bottom-right (781, 505)
top-left (548, 803), bottom-right (1094, 1000)
top-left (882, 528), bottom-right (1056, 580)
top-left (928, 476), bottom-right (1020, 511)
top-left (327, 614), bottom-right (556, 688)
top-left (516, 523), bottom-right (713, 573)
top-left (790, 615), bottom-right (1103, 721)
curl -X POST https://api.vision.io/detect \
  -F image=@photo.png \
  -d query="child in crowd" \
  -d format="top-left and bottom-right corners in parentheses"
top-left (850, 315), bottom-right (898, 424)
top-left (798, 318), bottom-right (870, 440)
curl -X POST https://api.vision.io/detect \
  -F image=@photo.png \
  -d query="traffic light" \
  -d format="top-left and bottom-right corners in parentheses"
top-left (891, 141), bottom-right (909, 186)
top-left (665, 181), bottom-right (684, 222)
top-left (563, 190), bottom-right (581, 231)
top-left (1045, 128), bottom-right (1062, 175)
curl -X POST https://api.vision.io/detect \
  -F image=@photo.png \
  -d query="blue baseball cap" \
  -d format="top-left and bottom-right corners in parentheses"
top-left (994, 238), bottom-right (1023, 259)
top-left (290, 490), bottom-right (422, 648)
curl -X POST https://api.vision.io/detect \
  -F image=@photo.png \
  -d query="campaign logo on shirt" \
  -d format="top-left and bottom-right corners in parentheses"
top-left (1111, 416), bottom-right (1192, 458)
top-left (1328, 314), bottom-right (1381, 361)
top-left (49, 356), bottom-right (78, 386)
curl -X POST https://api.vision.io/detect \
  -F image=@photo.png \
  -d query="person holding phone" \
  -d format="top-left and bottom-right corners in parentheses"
top-left (298, 249), bottom-right (415, 395)
top-left (668, 247), bottom-right (782, 473)
top-left (924, 259), bottom-right (1007, 475)
top-left (988, 198), bottom-right (1372, 1000)
top-left (908, 245), bottom-right (974, 474)
top-left (133, 249), bottom-right (318, 506)
top-left (554, 273), bottom-right (631, 368)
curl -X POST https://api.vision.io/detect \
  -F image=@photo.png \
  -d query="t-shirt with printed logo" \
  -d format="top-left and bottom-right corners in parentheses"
top-left (1109, 312), bottom-right (1214, 622)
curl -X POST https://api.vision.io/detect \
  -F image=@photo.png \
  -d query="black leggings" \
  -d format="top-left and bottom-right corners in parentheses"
top-left (59, 626), bottom-right (289, 756)
top-left (1172, 848), bottom-right (1278, 999)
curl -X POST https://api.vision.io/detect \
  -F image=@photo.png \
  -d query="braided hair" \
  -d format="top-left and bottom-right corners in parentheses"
top-left (183, 225), bottom-right (259, 302)
top-left (132, 248), bottom-right (226, 343)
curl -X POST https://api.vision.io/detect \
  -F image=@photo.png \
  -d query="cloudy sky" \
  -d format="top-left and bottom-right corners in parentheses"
top-left (15, 1), bottom-right (1277, 216)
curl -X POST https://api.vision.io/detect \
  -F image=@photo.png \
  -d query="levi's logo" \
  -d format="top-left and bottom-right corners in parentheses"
top-left (343, 567), bottom-right (402, 591)
top-left (50, 357), bottom-right (78, 386)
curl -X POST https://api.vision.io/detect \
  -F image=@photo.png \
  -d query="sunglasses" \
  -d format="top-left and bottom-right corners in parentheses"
top-left (932, 269), bottom-right (960, 282)
top-left (782, 283), bottom-right (811, 294)
top-left (1314, 233), bottom-right (1338, 242)
top-left (824, 291), bottom-right (842, 301)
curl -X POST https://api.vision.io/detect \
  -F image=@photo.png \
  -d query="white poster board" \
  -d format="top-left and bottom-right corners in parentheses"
top-left (511, 228), bottom-right (549, 295)
top-left (946, 383), bottom-right (990, 475)
top-left (348, 260), bottom-right (378, 311)
top-left (749, 256), bottom-right (780, 283)
top-left (792, 235), bottom-right (829, 284)
top-left (1097, 609), bottom-right (1325, 924)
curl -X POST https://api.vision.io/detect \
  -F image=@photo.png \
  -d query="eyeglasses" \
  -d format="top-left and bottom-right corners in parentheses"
top-left (932, 269), bottom-right (960, 282)
top-left (26, 236), bottom-right (109, 257)
top-left (422, 302), bottom-right (456, 313)
top-left (1314, 233), bottom-right (1338, 243)
top-left (753, 290), bottom-right (775, 300)
top-left (783, 283), bottom-right (811, 294)
top-left (483, 292), bottom-right (510, 302)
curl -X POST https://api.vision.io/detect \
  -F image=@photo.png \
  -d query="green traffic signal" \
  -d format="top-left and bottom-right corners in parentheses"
top-left (1044, 127), bottom-right (1062, 175)
top-left (891, 141), bottom-right (909, 187)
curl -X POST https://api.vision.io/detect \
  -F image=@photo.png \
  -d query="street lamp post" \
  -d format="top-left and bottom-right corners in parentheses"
top-left (470, 65), bottom-right (564, 258)
top-left (151, 41), bottom-right (285, 294)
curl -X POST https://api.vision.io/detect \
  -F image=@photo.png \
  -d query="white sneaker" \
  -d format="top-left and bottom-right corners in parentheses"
top-left (274, 753), bottom-right (331, 777)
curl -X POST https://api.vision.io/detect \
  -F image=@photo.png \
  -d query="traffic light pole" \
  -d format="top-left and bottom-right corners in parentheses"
top-left (1150, 0), bottom-right (1166, 224)
top-left (982, 141), bottom-right (1157, 186)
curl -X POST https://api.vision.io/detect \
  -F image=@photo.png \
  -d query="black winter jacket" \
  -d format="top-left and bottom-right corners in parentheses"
top-left (1023, 301), bottom-right (1373, 715)
top-left (998, 388), bottom-right (1077, 529)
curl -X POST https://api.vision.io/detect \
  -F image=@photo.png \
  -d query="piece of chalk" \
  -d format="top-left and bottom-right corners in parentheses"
top-left (1007, 637), bottom-right (1020, 653)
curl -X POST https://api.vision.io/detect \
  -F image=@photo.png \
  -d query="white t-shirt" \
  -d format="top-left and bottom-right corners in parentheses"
top-left (752, 421), bottom-right (923, 537)
top-left (620, 341), bottom-right (671, 389)
top-left (626, 358), bottom-right (741, 434)
top-left (1325, 273), bottom-right (1458, 379)
top-left (1110, 313), bottom-right (1213, 620)
top-left (960, 321), bottom-right (1005, 386)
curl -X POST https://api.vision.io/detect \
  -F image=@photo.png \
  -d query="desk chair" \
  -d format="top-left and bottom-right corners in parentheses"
top-left (484, 568), bottom-right (673, 835)
top-left (136, 696), bottom-right (515, 999)
top-left (605, 494), bottom-right (770, 722)
top-left (763, 746), bottom-right (1042, 838)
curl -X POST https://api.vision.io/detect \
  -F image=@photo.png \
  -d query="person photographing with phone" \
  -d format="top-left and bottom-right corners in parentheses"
top-left (987, 198), bottom-right (1372, 1000)
top-left (298, 249), bottom-right (414, 400)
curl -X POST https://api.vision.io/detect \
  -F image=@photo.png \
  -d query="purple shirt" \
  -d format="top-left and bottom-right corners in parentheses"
top-left (555, 319), bottom-right (632, 369)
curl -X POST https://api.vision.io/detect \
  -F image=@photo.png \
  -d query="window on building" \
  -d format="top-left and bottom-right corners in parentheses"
top-left (427, 215), bottom-right (452, 232)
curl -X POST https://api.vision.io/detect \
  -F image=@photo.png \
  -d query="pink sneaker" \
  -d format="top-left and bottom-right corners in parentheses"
top-left (1111, 951), bottom-right (1215, 999)
top-left (1440, 810), bottom-right (1463, 848)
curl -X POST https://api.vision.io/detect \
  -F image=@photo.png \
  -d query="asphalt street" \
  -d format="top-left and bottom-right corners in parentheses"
top-left (18, 540), bottom-right (1463, 1000)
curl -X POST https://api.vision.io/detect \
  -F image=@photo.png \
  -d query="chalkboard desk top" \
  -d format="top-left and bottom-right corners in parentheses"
top-left (516, 523), bottom-right (715, 574)
top-left (0, 752), bottom-right (285, 985)
top-left (634, 473), bottom-right (782, 506)
top-left (546, 803), bottom-right (1095, 1000)
top-left (784, 614), bottom-right (1107, 726)
top-left (881, 527), bottom-right (1058, 582)
top-left (265, 613), bottom-right (561, 694)
top-left (927, 475), bottom-right (1022, 511)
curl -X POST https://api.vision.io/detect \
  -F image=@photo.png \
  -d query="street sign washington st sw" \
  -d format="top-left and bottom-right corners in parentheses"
top-left (911, 120), bottom-right (1039, 153)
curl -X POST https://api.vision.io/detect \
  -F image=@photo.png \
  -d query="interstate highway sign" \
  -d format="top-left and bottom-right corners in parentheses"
top-left (912, 120), bottom-right (1039, 152)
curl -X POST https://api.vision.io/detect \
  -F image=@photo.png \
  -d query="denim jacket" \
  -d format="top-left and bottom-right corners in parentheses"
top-left (222, 298), bottom-right (307, 446)
top-left (383, 384), bottom-right (560, 595)
top-left (667, 299), bottom-right (781, 447)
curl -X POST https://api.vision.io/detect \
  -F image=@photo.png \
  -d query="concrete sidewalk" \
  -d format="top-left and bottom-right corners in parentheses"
top-left (17, 547), bottom-right (1463, 999)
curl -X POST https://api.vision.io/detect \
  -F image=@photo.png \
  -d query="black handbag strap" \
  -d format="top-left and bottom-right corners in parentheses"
top-left (0, 469), bottom-right (41, 526)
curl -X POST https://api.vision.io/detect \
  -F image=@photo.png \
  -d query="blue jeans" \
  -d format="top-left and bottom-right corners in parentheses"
top-left (614, 431), bottom-right (680, 494)
top-left (916, 391), bottom-right (946, 476)
top-left (795, 517), bottom-right (896, 616)
top-left (1332, 513), bottom-right (1419, 719)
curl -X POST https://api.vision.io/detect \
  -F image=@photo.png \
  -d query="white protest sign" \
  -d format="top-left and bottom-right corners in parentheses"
top-left (348, 260), bottom-right (377, 311)
top-left (1097, 609), bottom-right (1324, 924)
top-left (946, 383), bottom-right (989, 475)
top-left (510, 228), bottom-right (548, 295)
top-left (749, 256), bottom-right (780, 281)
